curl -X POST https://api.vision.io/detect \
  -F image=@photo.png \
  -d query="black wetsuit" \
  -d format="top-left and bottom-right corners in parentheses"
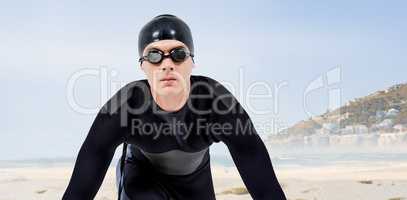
top-left (62, 75), bottom-right (286, 200)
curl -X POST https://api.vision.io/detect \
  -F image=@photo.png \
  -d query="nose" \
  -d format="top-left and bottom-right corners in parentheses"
top-left (160, 65), bottom-right (174, 71)
top-left (160, 56), bottom-right (175, 71)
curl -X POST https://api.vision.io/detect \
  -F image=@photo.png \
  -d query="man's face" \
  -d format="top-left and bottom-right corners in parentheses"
top-left (140, 40), bottom-right (194, 96)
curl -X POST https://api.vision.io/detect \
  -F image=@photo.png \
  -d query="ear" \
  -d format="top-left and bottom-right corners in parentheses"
top-left (139, 61), bottom-right (144, 70)
top-left (191, 60), bottom-right (196, 68)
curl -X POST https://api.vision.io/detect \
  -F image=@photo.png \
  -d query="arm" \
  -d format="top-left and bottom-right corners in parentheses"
top-left (217, 107), bottom-right (286, 200)
top-left (62, 87), bottom-right (131, 199)
top-left (208, 78), bottom-right (286, 200)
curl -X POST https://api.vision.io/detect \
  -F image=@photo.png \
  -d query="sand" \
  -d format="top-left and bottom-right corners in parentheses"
top-left (1, 162), bottom-right (407, 200)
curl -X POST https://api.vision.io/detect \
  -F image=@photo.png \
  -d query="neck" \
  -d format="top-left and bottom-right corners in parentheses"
top-left (151, 83), bottom-right (190, 112)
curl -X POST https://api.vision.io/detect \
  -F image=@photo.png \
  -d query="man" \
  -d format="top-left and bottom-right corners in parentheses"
top-left (62, 14), bottom-right (286, 200)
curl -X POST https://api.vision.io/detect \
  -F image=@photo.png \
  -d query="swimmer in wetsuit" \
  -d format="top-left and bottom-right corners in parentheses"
top-left (62, 14), bottom-right (287, 200)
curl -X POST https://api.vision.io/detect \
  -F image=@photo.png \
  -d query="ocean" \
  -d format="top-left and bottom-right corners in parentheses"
top-left (2, 151), bottom-right (407, 170)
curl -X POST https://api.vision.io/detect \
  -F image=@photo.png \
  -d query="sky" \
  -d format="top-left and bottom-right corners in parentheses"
top-left (1, 0), bottom-right (406, 160)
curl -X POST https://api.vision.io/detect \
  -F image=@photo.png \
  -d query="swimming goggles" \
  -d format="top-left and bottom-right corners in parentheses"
top-left (139, 47), bottom-right (194, 64)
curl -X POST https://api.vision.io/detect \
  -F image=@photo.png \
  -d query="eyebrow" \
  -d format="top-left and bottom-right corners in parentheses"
top-left (145, 45), bottom-right (186, 53)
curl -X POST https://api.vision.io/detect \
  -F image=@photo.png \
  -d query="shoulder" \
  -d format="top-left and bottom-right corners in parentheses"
top-left (190, 75), bottom-right (224, 86)
top-left (100, 79), bottom-right (149, 115)
top-left (190, 75), bottom-right (230, 95)
top-left (191, 75), bottom-right (239, 112)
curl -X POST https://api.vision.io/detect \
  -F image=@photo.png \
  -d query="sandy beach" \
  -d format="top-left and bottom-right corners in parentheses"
top-left (1, 161), bottom-right (407, 200)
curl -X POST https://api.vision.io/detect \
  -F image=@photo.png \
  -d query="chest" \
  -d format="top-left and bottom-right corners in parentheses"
top-left (126, 113), bottom-right (213, 152)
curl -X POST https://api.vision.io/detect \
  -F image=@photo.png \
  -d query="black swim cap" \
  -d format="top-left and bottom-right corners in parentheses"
top-left (138, 14), bottom-right (194, 57)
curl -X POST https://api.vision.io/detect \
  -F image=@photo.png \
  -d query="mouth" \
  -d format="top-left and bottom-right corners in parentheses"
top-left (160, 77), bottom-right (177, 82)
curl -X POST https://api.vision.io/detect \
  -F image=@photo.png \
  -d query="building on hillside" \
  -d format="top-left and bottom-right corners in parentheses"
top-left (373, 119), bottom-right (394, 131)
top-left (315, 123), bottom-right (339, 135)
top-left (385, 108), bottom-right (400, 118)
top-left (376, 110), bottom-right (386, 120)
top-left (340, 124), bottom-right (368, 135)
top-left (362, 134), bottom-right (380, 146)
top-left (378, 132), bottom-right (407, 146)
top-left (338, 134), bottom-right (364, 146)
top-left (304, 134), bottom-right (330, 147)
top-left (394, 124), bottom-right (407, 132)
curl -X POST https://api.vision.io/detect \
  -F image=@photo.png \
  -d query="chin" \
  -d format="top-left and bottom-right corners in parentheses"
top-left (158, 86), bottom-right (183, 96)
